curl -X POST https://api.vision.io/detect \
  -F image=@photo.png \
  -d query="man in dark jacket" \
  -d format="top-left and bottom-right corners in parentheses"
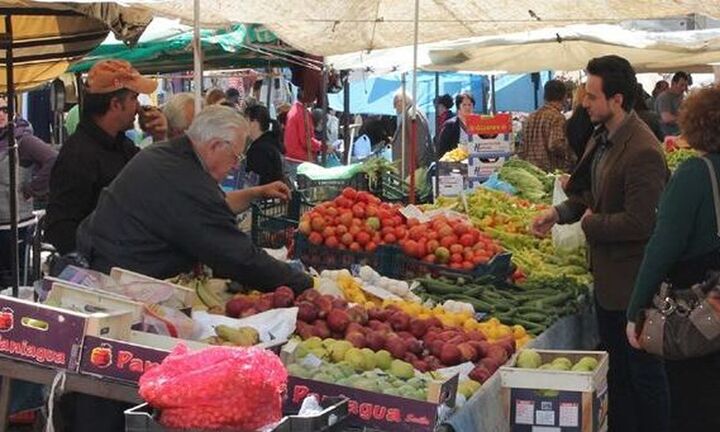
top-left (45, 60), bottom-right (166, 255)
top-left (532, 56), bottom-right (670, 432)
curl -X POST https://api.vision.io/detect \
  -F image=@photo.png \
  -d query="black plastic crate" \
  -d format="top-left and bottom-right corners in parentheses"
top-left (251, 192), bottom-right (312, 249)
top-left (296, 172), bottom-right (369, 203)
top-left (383, 246), bottom-right (514, 281)
top-left (125, 397), bottom-right (349, 432)
top-left (291, 232), bottom-right (387, 273)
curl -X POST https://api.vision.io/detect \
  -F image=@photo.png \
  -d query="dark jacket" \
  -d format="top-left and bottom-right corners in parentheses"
top-left (76, 135), bottom-right (312, 293)
top-left (636, 109), bottom-right (664, 142)
top-left (246, 131), bottom-right (284, 185)
top-left (45, 118), bottom-right (139, 255)
top-left (555, 111), bottom-right (668, 311)
top-left (565, 107), bottom-right (594, 160)
top-left (436, 116), bottom-right (468, 159)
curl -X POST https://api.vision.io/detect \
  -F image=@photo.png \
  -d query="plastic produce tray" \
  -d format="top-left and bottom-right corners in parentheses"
top-left (251, 192), bottom-right (312, 249)
top-left (125, 397), bottom-right (349, 432)
top-left (292, 232), bottom-right (388, 274)
top-left (383, 247), bottom-right (514, 281)
top-left (296, 172), bottom-right (369, 203)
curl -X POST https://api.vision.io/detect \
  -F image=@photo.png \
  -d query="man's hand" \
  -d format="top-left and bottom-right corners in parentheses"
top-left (626, 321), bottom-right (641, 350)
top-left (559, 174), bottom-right (571, 191)
top-left (581, 208), bottom-right (593, 223)
top-left (531, 208), bottom-right (559, 237)
top-left (140, 107), bottom-right (168, 141)
top-left (259, 181), bottom-right (291, 201)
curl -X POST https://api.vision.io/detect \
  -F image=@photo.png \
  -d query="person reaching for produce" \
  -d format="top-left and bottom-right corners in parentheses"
top-left (626, 85), bottom-right (720, 432)
top-left (436, 92), bottom-right (476, 159)
top-left (76, 105), bottom-right (312, 293)
top-left (532, 55), bottom-right (670, 432)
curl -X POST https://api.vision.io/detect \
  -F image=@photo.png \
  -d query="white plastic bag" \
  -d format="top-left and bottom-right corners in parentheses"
top-left (551, 176), bottom-right (586, 251)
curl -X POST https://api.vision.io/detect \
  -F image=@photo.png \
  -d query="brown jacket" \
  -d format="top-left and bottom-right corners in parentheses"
top-left (555, 111), bottom-right (668, 311)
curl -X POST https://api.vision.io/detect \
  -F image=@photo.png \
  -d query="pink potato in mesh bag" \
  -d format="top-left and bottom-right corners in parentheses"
top-left (139, 344), bottom-right (288, 431)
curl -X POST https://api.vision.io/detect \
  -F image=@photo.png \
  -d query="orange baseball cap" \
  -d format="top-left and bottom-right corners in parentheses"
top-left (86, 59), bottom-right (157, 95)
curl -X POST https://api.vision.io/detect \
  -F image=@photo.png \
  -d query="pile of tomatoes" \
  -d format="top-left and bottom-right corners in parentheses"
top-left (299, 188), bottom-right (503, 270)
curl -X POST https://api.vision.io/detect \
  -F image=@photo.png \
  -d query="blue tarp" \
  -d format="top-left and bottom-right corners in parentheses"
top-left (328, 72), bottom-right (487, 118)
top-left (494, 71), bottom-right (554, 113)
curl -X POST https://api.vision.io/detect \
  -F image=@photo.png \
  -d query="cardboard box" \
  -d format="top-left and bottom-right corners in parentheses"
top-left (437, 161), bottom-right (468, 197)
top-left (281, 341), bottom-right (458, 432)
top-left (79, 330), bottom-right (210, 384)
top-left (500, 350), bottom-right (609, 432)
top-left (0, 295), bottom-right (133, 371)
top-left (109, 267), bottom-right (196, 309)
top-left (467, 154), bottom-right (511, 180)
top-left (45, 279), bottom-right (145, 324)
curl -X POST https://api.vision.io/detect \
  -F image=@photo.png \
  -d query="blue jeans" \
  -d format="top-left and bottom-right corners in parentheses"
top-left (596, 299), bottom-right (671, 432)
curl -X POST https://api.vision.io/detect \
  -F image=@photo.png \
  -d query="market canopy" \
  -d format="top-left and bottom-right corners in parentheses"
top-left (0, 1), bottom-right (151, 91)
top-left (69, 20), bottom-right (310, 74)
top-left (116, 1), bottom-right (720, 56)
top-left (326, 24), bottom-right (720, 74)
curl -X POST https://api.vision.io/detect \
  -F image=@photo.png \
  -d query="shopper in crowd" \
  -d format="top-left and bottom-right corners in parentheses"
top-left (45, 60), bottom-right (166, 256)
top-left (565, 84), bottom-right (595, 161)
top-left (655, 71), bottom-right (690, 138)
top-left (391, 90), bottom-right (432, 176)
top-left (633, 84), bottom-right (663, 142)
top-left (225, 87), bottom-right (241, 108)
top-left (0, 96), bottom-right (57, 285)
top-left (204, 87), bottom-right (226, 106)
top-left (283, 96), bottom-right (322, 167)
top-left (647, 80), bottom-right (669, 112)
top-left (436, 92), bottom-right (476, 159)
top-left (244, 104), bottom-right (284, 185)
top-left (433, 94), bottom-right (454, 138)
top-left (163, 92), bottom-right (198, 139)
top-left (518, 80), bottom-right (575, 172)
top-left (626, 85), bottom-right (720, 432)
top-left (532, 55), bottom-right (671, 432)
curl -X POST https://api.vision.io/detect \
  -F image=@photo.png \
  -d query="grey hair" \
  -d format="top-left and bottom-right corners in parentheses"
top-left (393, 89), bottom-right (414, 106)
top-left (163, 92), bottom-right (197, 133)
top-left (186, 105), bottom-right (248, 146)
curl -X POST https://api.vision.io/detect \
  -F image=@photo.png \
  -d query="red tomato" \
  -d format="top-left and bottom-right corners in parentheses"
top-left (472, 255), bottom-right (488, 265)
top-left (381, 227), bottom-right (395, 237)
top-left (341, 232), bottom-right (354, 246)
top-left (382, 217), bottom-right (396, 228)
top-left (453, 223), bottom-right (470, 236)
top-left (338, 212), bottom-right (353, 227)
top-left (463, 249), bottom-right (475, 261)
top-left (352, 204), bottom-right (366, 219)
top-left (409, 226), bottom-right (425, 241)
top-left (365, 241), bottom-right (378, 252)
top-left (350, 242), bottom-right (362, 252)
top-left (311, 216), bottom-right (325, 232)
top-left (325, 206), bottom-right (338, 217)
top-left (342, 187), bottom-right (357, 200)
top-left (422, 254), bottom-right (436, 263)
top-left (403, 240), bottom-right (419, 258)
top-left (335, 225), bottom-right (348, 236)
top-left (450, 262), bottom-right (462, 269)
top-left (324, 236), bottom-right (339, 248)
top-left (406, 217), bottom-right (420, 227)
top-left (438, 225), bottom-right (453, 238)
top-left (416, 239), bottom-right (427, 257)
top-left (308, 232), bottom-right (323, 245)
top-left (450, 253), bottom-right (463, 264)
top-left (426, 239), bottom-right (440, 254)
top-left (449, 244), bottom-right (463, 254)
top-left (459, 233), bottom-right (475, 247)
top-left (338, 244), bottom-right (347, 250)
top-left (356, 191), bottom-right (371, 203)
top-left (322, 226), bottom-right (336, 238)
top-left (384, 233), bottom-right (398, 244)
top-left (366, 205), bottom-right (378, 217)
top-left (426, 230), bottom-right (439, 241)
top-left (369, 195), bottom-right (381, 205)
top-left (394, 226), bottom-right (408, 240)
top-left (349, 225), bottom-right (361, 236)
top-left (352, 217), bottom-right (363, 226)
top-left (462, 261), bottom-right (474, 270)
top-left (356, 231), bottom-right (371, 246)
top-left (440, 235), bottom-right (459, 249)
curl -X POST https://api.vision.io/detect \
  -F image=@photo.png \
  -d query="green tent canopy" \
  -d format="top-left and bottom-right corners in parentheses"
top-left (69, 23), bottom-right (306, 74)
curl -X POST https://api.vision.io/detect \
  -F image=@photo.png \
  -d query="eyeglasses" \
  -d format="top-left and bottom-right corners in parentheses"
top-left (0, 107), bottom-right (8, 114)
top-left (222, 140), bottom-right (246, 166)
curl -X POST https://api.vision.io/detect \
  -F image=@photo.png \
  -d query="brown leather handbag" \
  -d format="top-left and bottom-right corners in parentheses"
top-left (639, 156), bottom-right (720, 360)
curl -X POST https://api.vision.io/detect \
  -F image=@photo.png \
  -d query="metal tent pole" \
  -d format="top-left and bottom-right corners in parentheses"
top-left (342, 71), bottom-right (350, 164)
top-left (320, 66), bottom-right (328, 166)
top-left (265, 66), bottom-right (272, 109)
top-left (400, 73), bottom-right (407, 180)
top-left (408, 0), bottom-right (420, 205)
top-left (192, 0), bottom-right (202, 113)
top-left (4, 14), bottom-right (18, 296)
top-left (491, 74), bottom-right (497, 114)
top-left (433, 72), bottom-right (439, 203)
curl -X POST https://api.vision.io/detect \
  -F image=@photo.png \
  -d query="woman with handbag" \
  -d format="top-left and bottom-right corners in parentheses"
top-left (626, 85), bottom-right (720, 431)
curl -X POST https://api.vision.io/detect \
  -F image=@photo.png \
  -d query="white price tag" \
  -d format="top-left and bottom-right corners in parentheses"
top-left (535, 409), bottom-right (555, 426)
top-left (515, 400), bottom-right (534, 425)
top-left (559, 402), bottom-right (579, 427)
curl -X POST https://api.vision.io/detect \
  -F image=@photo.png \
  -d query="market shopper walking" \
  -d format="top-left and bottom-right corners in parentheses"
top-left (436, 92), bottom-right (476, 159)
top-left (565, 85), bottom-right (594, 161)
top-left (391, 90), bottom-right (432, 176)
top-left (518, 80), bottom-right (575, 172)
top-left (244, 104), bottom-right (284, 185)
top-left (532, 55), bottom-right (671, 432)
top-left (655, 72), bottom-right (690, 138)
top-left (626, 86), bottom-right (720, 432)
top-left (45, 60), bottom-right (166, 256)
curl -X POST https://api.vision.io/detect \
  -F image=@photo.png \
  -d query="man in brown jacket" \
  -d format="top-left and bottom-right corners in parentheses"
top-left (532, 56), bottom-right (670, 432)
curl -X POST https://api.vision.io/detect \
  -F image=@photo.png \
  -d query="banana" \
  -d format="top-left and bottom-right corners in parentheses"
top-left (215, 325), bottom-right (259, 347)
top-left (196, 280), bottom-right (223, 309)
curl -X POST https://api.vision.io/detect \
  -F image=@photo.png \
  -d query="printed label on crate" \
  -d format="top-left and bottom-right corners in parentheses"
top-left (0, 296), bottom-right (85, 370)
top-left (286, 376), bottom-right (455, 432)
top-left (438, 175), bottom-right (465, 197)
top-left (465, 113), bottom-right (512, 135)
top-left (510, 388), bottom-right (584, 432)
top-left (467, 155), bottom-right (509, 180)
top-left (468, 136), bottom-right (513, 155)
top-left (79, 335), bottom-right (165, 383)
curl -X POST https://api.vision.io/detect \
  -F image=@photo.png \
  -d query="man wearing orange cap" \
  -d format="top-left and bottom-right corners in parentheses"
top-left (45, 60), bottom-right (167, 256)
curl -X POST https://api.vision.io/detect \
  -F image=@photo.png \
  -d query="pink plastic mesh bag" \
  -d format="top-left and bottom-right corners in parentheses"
top-left (139, 344), bottom-right (288, 430)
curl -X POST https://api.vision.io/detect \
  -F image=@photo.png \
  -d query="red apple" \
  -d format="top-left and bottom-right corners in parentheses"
top-left (296, 301), bottom-right (319, 323)
top-left (389, 311), bottom-right (410, 331)
top-left (457, 342), bottom-right (479, 362)
top-left (346, 331), bottom-right (367, 349)
top-left (326, 308), bottom-right (351, 333)
top-left (409, 319), bottom-right (429, 338)
top-left (440, 343), bottom-right (462, 366)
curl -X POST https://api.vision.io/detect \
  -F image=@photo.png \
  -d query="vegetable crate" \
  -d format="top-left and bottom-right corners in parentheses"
top-left (500, 350), bottom-right (609, 432)
top-left (369, 171), bottom-right (431, 205)
top-left (125, 396), bottom-right (349, 432)
top-left (251, 192), bottom-right (313, 249)
top-left (292, 233), bottom-right (389, 275)
top-left (384, 247), bottom-right (514, 282)
top-left (296, 172), bottom-right (369, 204)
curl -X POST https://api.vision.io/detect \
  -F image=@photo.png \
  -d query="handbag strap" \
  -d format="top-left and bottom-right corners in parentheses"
top-left (701, 156), bottom-right (720, 237)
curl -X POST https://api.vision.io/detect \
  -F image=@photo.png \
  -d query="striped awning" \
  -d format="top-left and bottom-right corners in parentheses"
top-left (0, 1), bottom-right (152, 91)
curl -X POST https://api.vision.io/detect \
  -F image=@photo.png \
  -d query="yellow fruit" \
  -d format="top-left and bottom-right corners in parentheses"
top-left (512, 325), bottom-right (527, 339)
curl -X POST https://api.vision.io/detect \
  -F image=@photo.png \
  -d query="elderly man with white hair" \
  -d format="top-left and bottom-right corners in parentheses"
top-left (391, 90), bottom-right (433, 176)
top-left (76, 105), bottom-right (313, 294)
top-left (163, 92), bottom-right (198, 139)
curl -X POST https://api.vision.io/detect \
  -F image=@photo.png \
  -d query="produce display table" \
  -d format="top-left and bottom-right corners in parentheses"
top-left (0, 357), bottom-right (141, 430)
top-left (444, 308), bottom-right (599, 432)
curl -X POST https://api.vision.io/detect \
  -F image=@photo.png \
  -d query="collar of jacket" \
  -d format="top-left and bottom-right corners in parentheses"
top-left (77, 117), bottom-right (131, 151)
top-left (544, 101), bottom-right (564, 112)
